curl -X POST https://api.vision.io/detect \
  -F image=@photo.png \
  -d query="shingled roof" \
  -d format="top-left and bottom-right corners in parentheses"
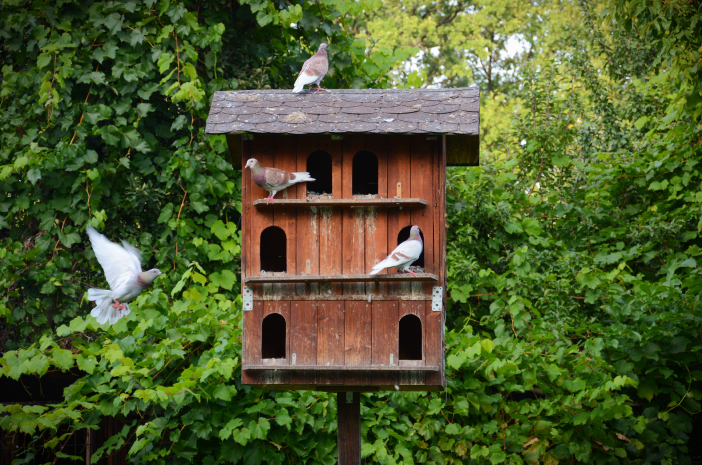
top-left (205, 88), bottom-right (479, 135)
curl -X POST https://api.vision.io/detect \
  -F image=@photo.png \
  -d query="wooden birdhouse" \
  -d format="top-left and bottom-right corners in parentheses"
top-left (205, 88), bottom-right (479, 392)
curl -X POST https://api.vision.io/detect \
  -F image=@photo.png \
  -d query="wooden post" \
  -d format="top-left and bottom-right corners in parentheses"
top-left (337, 392), bottom-right (360, 465)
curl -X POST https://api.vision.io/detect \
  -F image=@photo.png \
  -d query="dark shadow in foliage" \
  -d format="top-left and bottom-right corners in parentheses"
top-left (399, 314), bottom-right (423, 361)
top-left (260, 226), bottom-right (286, 272)
top-left (397, 226), bottom-right (424, 268)
top-left (306, 150), bottom-right (333, 195)
top-left (262, 314), bottom-right (286, 359)
top-left (352, 151), bottom-right (378, 195)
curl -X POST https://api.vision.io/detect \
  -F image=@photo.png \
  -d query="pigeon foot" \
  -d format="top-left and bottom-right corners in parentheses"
top-left (112, 300), bottom-right (121, 309)
top-left (316, 87), bottom-right (327, 92)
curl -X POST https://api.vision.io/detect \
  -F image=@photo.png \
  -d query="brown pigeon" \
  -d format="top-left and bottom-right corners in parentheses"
top-left (245, 158), bottom-right (315, 204)
top-left (292, 43), bottom-right (329, 93)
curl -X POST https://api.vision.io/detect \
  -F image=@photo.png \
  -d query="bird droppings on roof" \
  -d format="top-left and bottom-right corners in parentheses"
top-left (205, 88), bottom-right (479, 135)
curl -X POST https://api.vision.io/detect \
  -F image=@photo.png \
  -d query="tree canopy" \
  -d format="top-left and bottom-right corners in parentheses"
top-left (1, 0), bottom-right (701, 464)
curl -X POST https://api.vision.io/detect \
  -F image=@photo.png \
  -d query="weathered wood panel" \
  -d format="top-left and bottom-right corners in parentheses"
top-left (371, 301), bottom-right (399, 386)
top-left (249, 137), bottom-right (275, 298)
top-left (317, 301), bottom-right (345, 385)
top-left (424, 301), bottom-right (443, 386)
top-left (241, 139), bottom-right (250, 293)
top-left (272, 135), bottom-right (297, 296)
top-left (241, 300), bottom-right (263, 385)
top-left (295, 136), bottom-right (320, 296)
top-left (364, 135), bottom-right (388, 296)
top-left (344, 301), bottom-right (371, 385)
top-left (290, 301), bottom-right (317, 384)
top-left (319, 206), bottom-right (343, 296)
top-left (410, 136), bottom-right (435, 296)
top-left (387, 135), bottom-right (413, 296)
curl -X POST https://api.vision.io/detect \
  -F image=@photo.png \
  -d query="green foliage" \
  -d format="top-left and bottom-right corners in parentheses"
top-left (1, 0), bottom-right (701, 464)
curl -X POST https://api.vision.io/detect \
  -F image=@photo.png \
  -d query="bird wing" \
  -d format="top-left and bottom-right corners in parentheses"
top-left (295, 55), bottom-right (328, 85)
top-left (371, 239), bottom-right (423, 273)
top-left (263, 167), bottom-right (290, 188)
top-left (87, 226), bottom-right (142, 291)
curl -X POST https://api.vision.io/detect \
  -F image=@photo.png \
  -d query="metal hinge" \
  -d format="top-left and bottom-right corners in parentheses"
top-left (432, 286), bottom-right (443, 312)
top-left (243, 286), bottom-right (253, 311)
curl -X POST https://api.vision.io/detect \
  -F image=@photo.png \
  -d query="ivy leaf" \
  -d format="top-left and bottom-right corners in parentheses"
top-left (53, 349), bottom-right (74, 370)
top-left (27, 169), bottom-right (41, 185)
top-left (76, 354), bottom-right (97, 374)
top-left (249, 418), bottom-right (270, 440)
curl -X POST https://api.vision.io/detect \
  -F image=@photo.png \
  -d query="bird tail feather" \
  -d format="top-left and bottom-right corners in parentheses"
top-left (88, 288), bottom-right (129, 326)
top-left (292, 82), bottom-right (305, 93)
top-left (292, 172), bottom-right (315, 183)
top-left (370, 260), bottom-right (390, 275)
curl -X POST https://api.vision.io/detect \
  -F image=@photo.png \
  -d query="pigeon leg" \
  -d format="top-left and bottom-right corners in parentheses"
top-left (407, 270), bottom-right (418, 277)
top-left (269, 191), bottom-right (277, 204)
top-left (112, 300), bottom-right (121, 309)
top-left (316, 85), bottom-right (327, 92)
top-left (118, 303), bottom-right (126, 311)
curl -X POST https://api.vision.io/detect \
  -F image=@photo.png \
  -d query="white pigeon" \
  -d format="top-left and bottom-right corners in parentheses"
top-left (370, 226), bottom-right (423, 276)
top-left (86, 225), bottom-right (162, 326)
top-left (292, 43), bottom-right (329, 93)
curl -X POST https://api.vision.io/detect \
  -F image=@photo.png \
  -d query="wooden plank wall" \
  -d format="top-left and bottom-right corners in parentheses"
top-left (241, 134), bottom-right (444, 389)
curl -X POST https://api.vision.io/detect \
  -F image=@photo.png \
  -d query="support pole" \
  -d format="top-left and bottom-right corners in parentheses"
top-left (337, 392), bottom-right (360, 465)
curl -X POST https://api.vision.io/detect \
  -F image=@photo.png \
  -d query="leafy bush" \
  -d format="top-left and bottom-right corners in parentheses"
top-left (1, 0), bottom-right (701, 464)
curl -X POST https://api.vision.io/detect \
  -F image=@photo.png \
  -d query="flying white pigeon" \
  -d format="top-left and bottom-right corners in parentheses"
top-left (292, 43), bottom-right (329, 93)
top-left (370, 226), bottom-right (423, 277)
top-left (86, 225), bottom-right (162, 326)
top-left (245, 158), bottom-right (315, 204)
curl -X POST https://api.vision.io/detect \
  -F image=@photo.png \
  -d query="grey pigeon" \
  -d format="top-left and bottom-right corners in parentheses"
top-left (245, 158), bottom-right (315, 204)
top-left (86, 225), bottom-right (162, 326)
top-left (370, 226), bottom-right (423, 276)
top-left (292, 43), bottom-right (329, 93)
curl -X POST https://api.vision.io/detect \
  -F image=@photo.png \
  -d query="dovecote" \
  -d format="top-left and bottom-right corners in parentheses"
top-left (205, 88), bottom-right (480, 392)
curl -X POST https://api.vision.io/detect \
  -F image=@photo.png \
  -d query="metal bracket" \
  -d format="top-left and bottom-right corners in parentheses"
top-left (432, 286), bottom-right (443, 312)
top-left (243, 286), bottom-right (253, 311)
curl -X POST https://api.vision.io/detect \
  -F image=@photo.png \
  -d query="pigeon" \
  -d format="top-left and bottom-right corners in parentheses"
top-left (370, 226), bottom-right (423, 277)
top-left (292, 43), bottom-right (329, 93)
top-left (245, 158), bottom-right (315, 204)
top-left (86, 225), bottom-right (162, 326)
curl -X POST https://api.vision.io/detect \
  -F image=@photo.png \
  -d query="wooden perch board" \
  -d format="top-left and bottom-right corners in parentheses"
top-left (253, 198), bottom-right (427, 207)
top-left (244, 273), bottom-right (439, 284)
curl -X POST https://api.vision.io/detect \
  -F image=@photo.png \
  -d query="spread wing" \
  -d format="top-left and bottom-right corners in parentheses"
top-left (87, 226), bottom-right (142, 291)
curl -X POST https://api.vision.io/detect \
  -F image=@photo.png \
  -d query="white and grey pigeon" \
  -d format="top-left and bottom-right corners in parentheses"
top-left (292, 43), bottom-right (329, 93)
top-left (245, 158), bottom-right (315, 204)
top-left (86, 225), bottom-right (162, 326)
top-left (370, 226), bottom-right (423, 277)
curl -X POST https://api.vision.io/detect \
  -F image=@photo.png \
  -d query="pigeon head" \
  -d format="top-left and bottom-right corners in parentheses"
top-left (317, 43), bottom-right (327, 55)
top-left (409, 226), bottom-right (422, 242)
top-left (245, 158), bottom-right (261, 172)
top-left (137, 269), bottom-right (163, 287)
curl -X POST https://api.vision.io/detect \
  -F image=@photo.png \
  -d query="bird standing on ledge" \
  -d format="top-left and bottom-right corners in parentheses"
top-left (245, 158), bottom-right (315, 204)
top-left (292, 43), bottom-right (329, 93)
top-left (370, 226), bottom-right (423, 276)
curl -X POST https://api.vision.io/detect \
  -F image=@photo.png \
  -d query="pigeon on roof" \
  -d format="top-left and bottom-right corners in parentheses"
top-left (245, 158), bottom-right (315, 204)
top-left (292, 43), bottom-right (329, 93)
top-left (86, 226), bottom-right (162, 326)
top-left (369, 226), bottom-right (423, 276)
